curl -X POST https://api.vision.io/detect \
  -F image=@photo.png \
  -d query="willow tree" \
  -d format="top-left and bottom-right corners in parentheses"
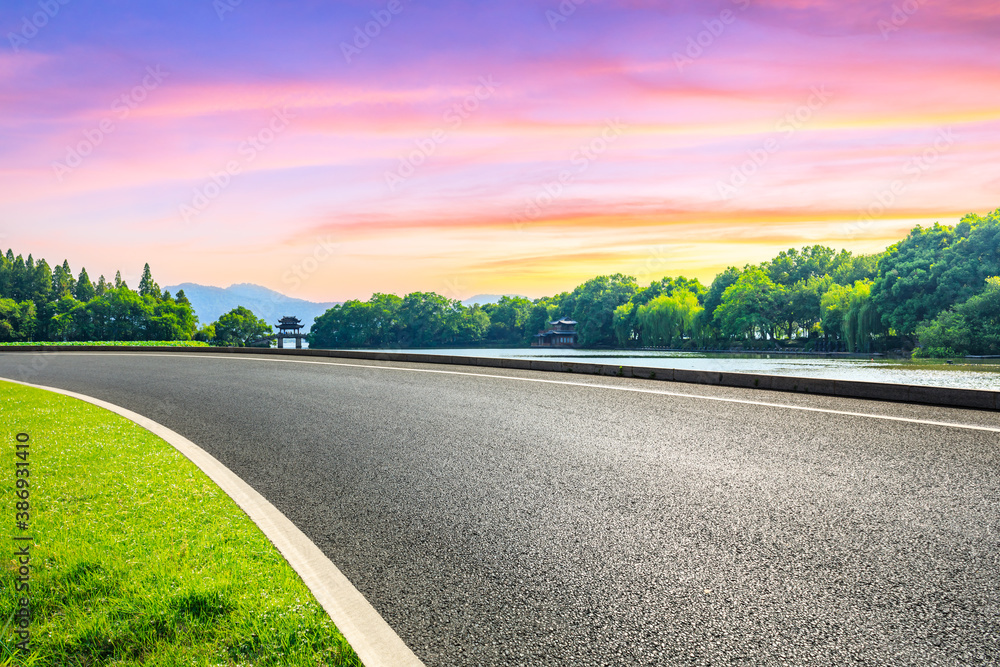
top-left (841, 281), bottom-right (880, 353)
top-left (613, 301), bottom-right (636, 347)
top-left (636, 289), bottom-right (703, 347)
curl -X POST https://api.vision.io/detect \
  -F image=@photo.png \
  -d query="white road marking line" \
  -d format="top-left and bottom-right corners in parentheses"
top-left (39, 352), bottom-right (1000, 435)
top-left (0, 376), bottom-right (426, 667)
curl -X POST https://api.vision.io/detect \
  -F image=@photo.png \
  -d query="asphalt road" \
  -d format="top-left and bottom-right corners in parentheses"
top-left (3, 351), bottom-right (999, 666)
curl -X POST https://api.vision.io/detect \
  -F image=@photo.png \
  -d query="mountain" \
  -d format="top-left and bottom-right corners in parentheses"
top-left (164, 283), bottom-right (340, 332)
top-left (461, 294), bottom-right (529, 306)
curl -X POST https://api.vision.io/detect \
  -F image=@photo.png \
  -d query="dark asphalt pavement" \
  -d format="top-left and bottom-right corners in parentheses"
top-left (3, 351), bottom-right (999, 666)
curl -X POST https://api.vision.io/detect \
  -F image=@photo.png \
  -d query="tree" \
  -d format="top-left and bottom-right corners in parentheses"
top-left (52, 260), bottom-right (75, 299)
top-left (613, 276), bottom-right (707, 347)
top-left (764, 246), bottom-right (836, 286)
top-left (213, 306), bottom-right (272, 347)
top-left (932, 209), bottom-right (1000, 309)
top-left (820, 283), bottom-right (852, 341)
top-left (148, 295), bottom-right (198, 340)
top-left (784, 275), bottom-right (831, 339)
top-left (30, 259), bottom-right (53, 340)
top-left (75, 268), bottom-right (96, 302)
top-left (841, 281), bottom-right (880, 353)
top-left (831, 252), bottom-right (881, 285)
top-left (308, 293), bottom-right (404, 348)
top-left (365, 293), bottom-right (403, 346)
top-left (524, 295), bottom-right (568, 344)
top-left (482, 296), bottom-right (532, 345)
top-left (715, 267), bottom-right (779, 340)
top-left (636, 289), bottom-right (703, 347)
top-left (871, 222), bottom-right (956, 338)
top-left (913, 310), bottom-right (967, 357)
top-left (613, 302), bottom-right (636, 347)
top-left (193, 324), bottom-right (216, 342)
top-left (568, 274), bottom-right (638, 347)
top-left (397, 292), bottom-right (462, 347)
top-left (917, 276), bottom-right (1000, 356)
top-left (29, 258), bottom-right (52, 304)
top-left (0, 251), bottom-right (10, 299)
top-left (871, 212), bottom-right (1000, 340)
top-left (5, 253), bottom-right (28, 301)
top-left (314, 299), bottom-right (373, 348)
top-left (83, 294), bottom-right (111, 340)
top-left (104, 287), bottom-right (152, 340)
top-left (49, 296), bottom-right (87, 342)
top-left (137, 263), bottom-right (160, 297)
top-left (454, 304), bottom-right (489, 345)
top-left (704, 266), bottom-right (742, 331)
top-left (0, 299), bottom-right (36, 342)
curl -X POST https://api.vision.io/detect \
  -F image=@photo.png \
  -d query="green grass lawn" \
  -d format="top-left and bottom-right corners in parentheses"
top-left (0, 342), bottom-right (210, 347)
top-left (0, 381), bottom-right (361, 667)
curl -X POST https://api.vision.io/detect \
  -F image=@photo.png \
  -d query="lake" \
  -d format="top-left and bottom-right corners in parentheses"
top-left (389, 348), bottom-right (1000, 392)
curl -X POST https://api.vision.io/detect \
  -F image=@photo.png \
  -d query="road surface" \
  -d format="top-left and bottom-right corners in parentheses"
top-left (2, 351), bottom-right (999, 665)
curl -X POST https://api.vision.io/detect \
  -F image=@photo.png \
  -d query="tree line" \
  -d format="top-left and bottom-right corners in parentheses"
top-left (309, 207), bottom-right (1000, 356)
top-left (4, 206), bottom-right (997, 355)
top-left (0, 254), bottom-right (272, 346)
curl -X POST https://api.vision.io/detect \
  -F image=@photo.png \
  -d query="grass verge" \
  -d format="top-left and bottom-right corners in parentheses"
top-left (0, 380), bottom-right (361, 666)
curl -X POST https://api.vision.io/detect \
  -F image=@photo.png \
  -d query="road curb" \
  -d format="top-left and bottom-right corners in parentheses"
top-left (3, 345), bottom-right (998, 410)
top-left (0, 376), bottom-right (426, 667)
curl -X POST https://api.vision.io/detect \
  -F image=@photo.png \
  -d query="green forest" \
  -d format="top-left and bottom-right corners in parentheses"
top-left (308, 208), bottom-right (1000, 357)
top-left (0, 256), bottom-right (271, 347)
top-left (2, 207), bottom-right (998, 356)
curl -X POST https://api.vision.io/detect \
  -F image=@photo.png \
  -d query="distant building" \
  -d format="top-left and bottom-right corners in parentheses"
top-left (532, 318), bottom-right (579, 347)
top-left (275, 315), bottom-right (305, 349)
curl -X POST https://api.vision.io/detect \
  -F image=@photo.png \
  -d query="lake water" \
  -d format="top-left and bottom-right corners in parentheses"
top-left (395, 348), bottom-right (1000, 392)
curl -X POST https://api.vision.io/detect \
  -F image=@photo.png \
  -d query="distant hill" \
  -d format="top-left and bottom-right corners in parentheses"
top-left (462, 294), bottom-right (529, 306)
top-left (164, 283), bottom-right (339, 332)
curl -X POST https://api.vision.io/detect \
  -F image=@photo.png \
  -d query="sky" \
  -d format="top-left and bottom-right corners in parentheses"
top-left (1, 0), bottom-right (998, 302)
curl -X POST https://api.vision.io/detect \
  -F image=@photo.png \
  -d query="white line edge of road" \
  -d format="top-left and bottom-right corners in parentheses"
top-left (50, 351), bottom-right (1000, 435)
top-left (2, 377), bottom-right (426, 667)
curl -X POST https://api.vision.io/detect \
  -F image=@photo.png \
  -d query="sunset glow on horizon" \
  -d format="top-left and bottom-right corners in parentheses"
top-left (2, 0), bottom-right (999, 301)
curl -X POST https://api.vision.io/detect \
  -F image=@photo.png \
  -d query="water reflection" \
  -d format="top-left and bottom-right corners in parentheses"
top-left (401, 348), bottom-right (1000, 391)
